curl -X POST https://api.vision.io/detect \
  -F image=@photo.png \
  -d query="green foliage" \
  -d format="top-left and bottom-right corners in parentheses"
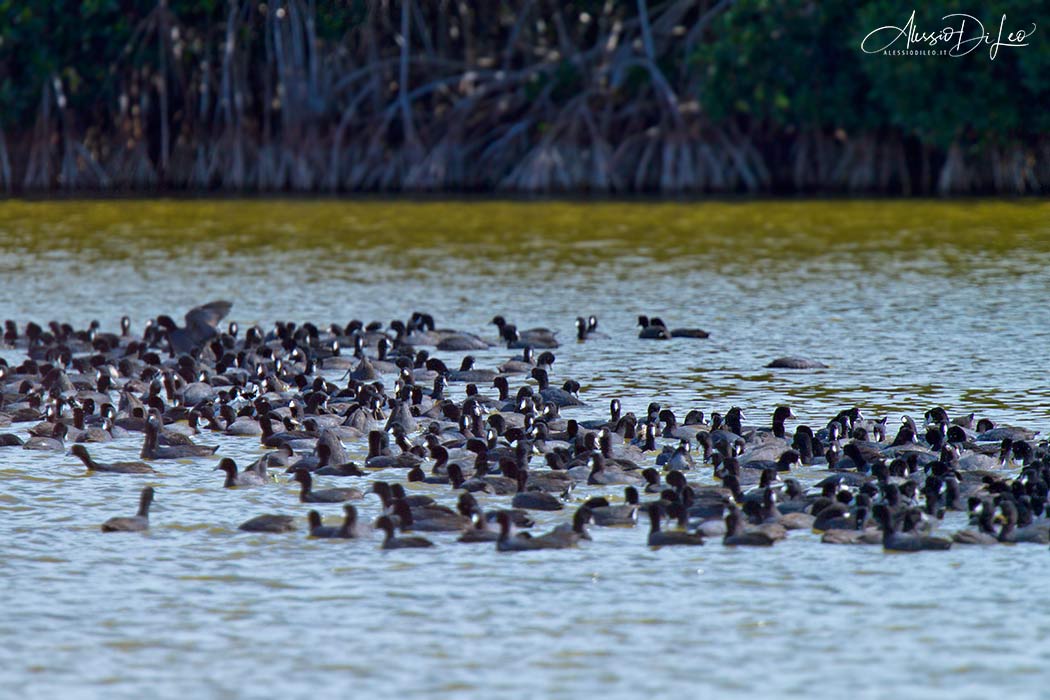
top-left (0, 0), bottom-right (154, 126)
top-left (0, 0), bottom-right (365, 129)
top-left (0, 0), bottom-right (1042, 193)
top-left (315, 0), bottom-right (367, 41)
top-left (858, 0), bottom-right (1049, 146)
top-left (693, 1), bottom-right (872, 131)
top-left (694, 0), bottom-right (1047, 145)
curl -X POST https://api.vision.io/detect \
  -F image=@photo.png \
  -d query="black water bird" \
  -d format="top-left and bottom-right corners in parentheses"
top-left (101, 486), bottom-right (154, 533)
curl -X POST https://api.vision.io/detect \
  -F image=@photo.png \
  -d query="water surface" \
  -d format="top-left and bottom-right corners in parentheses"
top-left (2, 199), bottom-right (1050, 699)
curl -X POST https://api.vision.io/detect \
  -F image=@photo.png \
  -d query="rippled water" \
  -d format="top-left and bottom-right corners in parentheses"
top-left (3, 199), bottom-right (1050, 699)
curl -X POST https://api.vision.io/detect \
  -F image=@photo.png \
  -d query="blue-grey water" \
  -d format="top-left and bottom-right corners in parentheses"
top-left (2, 199), bottom-right (1050, 699)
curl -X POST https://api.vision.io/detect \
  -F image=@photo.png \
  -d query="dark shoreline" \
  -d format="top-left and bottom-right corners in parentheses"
top-left (4, 3), bottom-right (1045, 198)
top-left (3, 192), bottom-right (1047, 204)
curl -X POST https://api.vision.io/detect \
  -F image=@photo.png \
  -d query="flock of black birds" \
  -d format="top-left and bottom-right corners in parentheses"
top-left (4, 301), bottom-right (1050, 552)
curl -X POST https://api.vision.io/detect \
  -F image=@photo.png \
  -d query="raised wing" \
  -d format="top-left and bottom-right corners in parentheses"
top-left (184, 300), bottom-right (233, 342)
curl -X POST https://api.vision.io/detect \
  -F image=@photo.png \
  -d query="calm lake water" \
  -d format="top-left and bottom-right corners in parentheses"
top-left (3, 199), bottom-right (1050, 699)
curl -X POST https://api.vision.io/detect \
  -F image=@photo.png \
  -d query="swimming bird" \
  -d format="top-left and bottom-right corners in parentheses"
top-left (646, 504), bottom-right (704, 546)
top-left (531, 368), bottom-right (584, 407)
top-left (315, 453), bottom-right (366, 477)
top-left (101, 486), bottom-right (154, 533)
top-left (579, 399), bottom-right (623, 431)
top-left (723, 504), bottom-right (779, 546)
top-left (766, 357), bottom-right (829, 369)
top-left (238, 514), bottom-right (296, 533)
top-left (391, 498), bottom-right (470, 532)
top-left (0, 433), bottom-right (24, 446)
top-left (661, 440), bottom-right (696, 472)
top-left (495, 509), bottom-right (588, 551)
top-left (498, 346), bottom-right (536, 374)
top-left (528, 506), bottom-right (593, 548)
top-left (494, 511), bottom-right (543, 551)
top-left (23, 422), bottom-right (68, 451)
top-left (216, 457), bottom-right (268, 487)
top-left (638, 316), bottom-right (709, 339)
top-left (376, 515), bottom-right (434, 549)
top-left (585, 486), bottom-right (640, 526)
top-left (308, 505), bottom-right (360, 539)
top-left (740, 449), bottom-right (801, 473)
top-left (575, 316), bottom-right (603, 341)
top-left (71, 444), bottom-right (155, 474)
top-left (640, 467), bottom-right (664, 494)
top-left (448, 356), bottom-right (498, 383)
top-left (455, 496), bottom-right (502, 543)
top-left (510, 467), bottom-right (565, 511)
top-left (586, 453), bottom-right (641, 486)
top-left (636, 315), bottom-right (670, 339)
top-left (872, 503), bottom-right (952, 551)
top-left (820, 505), bottom-right (882, 545)
top-left (141, 411), bottom-right (217, 459)
top-left (998, 500), bottom-right (1050, 544)
top-left (293, 469), bottom-right (363, 503)
top-left (492, 316), bottom-right (558, 348)
top-left (952, 501), bottom-right (998, 545)
top-left (758, 487), bottom-right (815, 530)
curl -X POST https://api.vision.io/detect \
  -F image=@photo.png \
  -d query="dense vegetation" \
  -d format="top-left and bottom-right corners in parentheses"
top-left (0, 0), bottom-right (1046, 194)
